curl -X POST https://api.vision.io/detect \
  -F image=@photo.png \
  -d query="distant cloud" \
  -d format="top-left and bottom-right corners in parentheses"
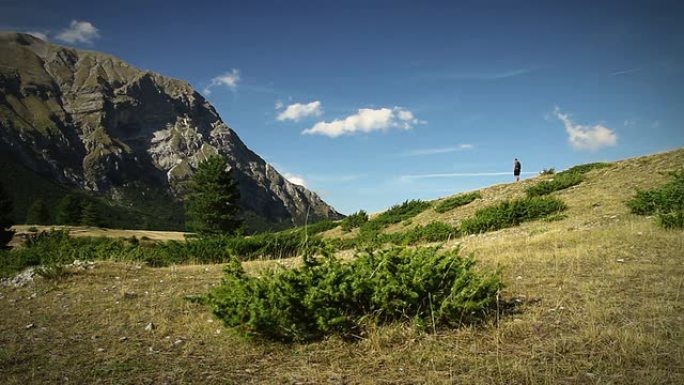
top-left (26, 31), bottom-right (48, 41)
top-left (283, 172), bottom-right (308, 188)
top-left (553, 107), bottom-right (617, 151)
top-left (401, 171), bottom-right (536, 181)
top-left (421, 68), bottom-right (535, 82)
top-left (610, 68), bottom-right (640, 76)
top-left (402, 144), bottom-right (473, 157)
top-left (55, 20), bottom-right (100, 44)
top-left (203, 69), bottom-right (240, 95)
top-left (303, 107), bottom-right (423, 138)
top-left (277, 100), bottom-right (323, 122)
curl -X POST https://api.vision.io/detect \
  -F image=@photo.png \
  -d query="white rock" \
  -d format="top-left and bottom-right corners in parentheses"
top-left (145, 322), bottom-right (155, 331)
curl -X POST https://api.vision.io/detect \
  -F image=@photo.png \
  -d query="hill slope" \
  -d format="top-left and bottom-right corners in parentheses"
top-left (0, 148), bottom-right (682, 384)
top-left (0, 32), bottom-right (342, 230)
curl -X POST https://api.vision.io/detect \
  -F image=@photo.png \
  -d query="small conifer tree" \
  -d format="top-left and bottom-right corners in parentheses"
top-left (0, 181), bottom-right (15, 248)
top-left (185, 155), bottom-right (242, 236)
top-left (56, 194), bottom-right (83, 225)
top-left (80, 201), bottom-right (99, 227)
top-left (26, 199), bottom-right (51, 225)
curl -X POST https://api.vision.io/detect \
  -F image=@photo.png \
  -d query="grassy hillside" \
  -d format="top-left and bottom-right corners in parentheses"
top-left (0, 148), bottom-right (682, 384)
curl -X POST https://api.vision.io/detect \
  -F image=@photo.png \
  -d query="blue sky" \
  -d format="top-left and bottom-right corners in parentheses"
top-left (3, 0), bottom-right (683, 214)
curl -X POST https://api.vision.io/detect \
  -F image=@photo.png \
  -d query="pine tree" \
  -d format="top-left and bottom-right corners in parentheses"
top-left (0, 181), bottom-right (15, 248)
top-left (80, 201), bottom-right (99, 227)
top-left (56, 194), bottom-right (83, 225)
top-left (185, 155), bottom-right (242, 236)
top-left (26, 199), bottom-right (51, 225)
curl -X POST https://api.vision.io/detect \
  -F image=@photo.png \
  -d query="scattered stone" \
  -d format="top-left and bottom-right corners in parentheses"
top-left (207, 318), bottom-right (214, 323)
top-left (616, 258), bottom-right (625, 263)
top-left (173, 339), bottom-right (184, 346)
top-left (97, 348), bottom-right (105, 353)
top-left (145, 322), bottom-right (155, 331)
top-left (119, 336), bottom-right (128, 342)
top-left (25, 323), bottom-right (35, 329)
top-left (115, 276), bottom-right (121, 280)
top-left (29, 293), bottom-right (37, 299)
top-left (516, 275), bottom-right (523, 280)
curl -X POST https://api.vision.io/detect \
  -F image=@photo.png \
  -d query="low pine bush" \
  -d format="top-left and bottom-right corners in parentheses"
top-left (565, 162), bottom-right (610, 175)
top-left (340, 210), bottom-right (368, 232)
top-left (526, 171), bottom-right (583, 197)
top-left (627, 171), bottom-right (684, 229)
top-left (526, 162), bottom-right (611, 197)
top-left (206, 246), bottom-right (502, 342)
top-left (372, 200), bottom-right (431, 227)
top-left (434, 192), bottom-right (481, 213)
top-left (387, 222), bottom-right (460, 245)
top-left (460, 196), bottom-right (567, 234)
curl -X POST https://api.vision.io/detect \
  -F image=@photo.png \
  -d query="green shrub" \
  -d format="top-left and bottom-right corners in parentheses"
top-left (434, 192), bottom-right (481, 213)
top-left (300, 219), bottom-right (339, 235)
top-left (460, 196), bottom-right (567, 234)
top-left (384, 222), bottom-right (459, 245)
top-left (539, 168), bottom-right (555, 175)
top-left (526, 171), bottom-right (583, 197)
top-left (627, 171), bottom-right (684, 229)
top-left (207, 246), bottom-right (502, 342)
top-left (526, 162), bottom-right (611, 197)
top-left (565, 162), bottom-right (610, 175)
top-left (0, 229), bottom-right (325, 278)
top-left (341, 210), bottom-right (368, 232)
top-left (372, 200), bottom-right (431, 227)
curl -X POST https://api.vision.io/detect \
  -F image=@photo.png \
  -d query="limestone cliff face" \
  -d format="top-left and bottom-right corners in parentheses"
top-left (0, 32), bottom-right (342, 228)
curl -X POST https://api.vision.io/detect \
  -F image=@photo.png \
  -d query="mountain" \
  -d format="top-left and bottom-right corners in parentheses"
top-left (0, 32), bottom-right (342, 230)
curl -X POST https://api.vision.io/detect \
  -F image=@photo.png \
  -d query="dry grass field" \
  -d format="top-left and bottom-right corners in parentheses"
top-left (1, 148), bottom-right (683, 384)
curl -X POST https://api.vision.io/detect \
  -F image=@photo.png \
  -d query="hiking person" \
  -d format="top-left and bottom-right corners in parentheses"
top-left (514, 158), bottom-right (521, 181)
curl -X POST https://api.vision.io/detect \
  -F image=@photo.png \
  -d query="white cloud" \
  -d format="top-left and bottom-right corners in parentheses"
top-left (283, 172), bottom-right (308, 188)
top-left (402, 144), bottom-right (474, 156)
top-left (26, 31), bottom-right (48, 41)
top-left (277, 100), bottom-right (323, 122)
top-left (55, 20), bottom-right (100, 44)
top-left (400, 171), bottom-right (536, 181)
top-left (303, 107), bottom-right (423, 138)
top-left (203, 69), bottom-right (240, 95)
top-left (553, 107), bottom-right (617, 151)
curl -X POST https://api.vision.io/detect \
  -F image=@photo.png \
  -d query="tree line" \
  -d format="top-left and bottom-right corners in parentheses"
top-left (0, 155), bottom-right (243, 247)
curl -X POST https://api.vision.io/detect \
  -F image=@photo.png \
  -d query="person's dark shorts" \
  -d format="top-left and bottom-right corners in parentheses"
top-left (514, 170), bottom-right (521, 176)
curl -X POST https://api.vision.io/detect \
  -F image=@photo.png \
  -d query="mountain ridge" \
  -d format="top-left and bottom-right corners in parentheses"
top-left (0, 32), bottom-right (342, 230)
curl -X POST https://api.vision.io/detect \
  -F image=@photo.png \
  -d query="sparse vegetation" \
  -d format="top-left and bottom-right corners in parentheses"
top-left (460, 196), bottom-right (567, 234)
top-left (207, 246), bottom-right (502, 342)
top-left (627, 171), bottom-right (684, 228)
top-left (434, 191), bottom-right (481, 213)
top-left (539, 167), bottom-right (555, 175)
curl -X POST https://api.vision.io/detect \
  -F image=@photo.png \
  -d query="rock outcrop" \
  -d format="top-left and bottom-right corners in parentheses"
top-left (0, 32), bottom-right (342, 229)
